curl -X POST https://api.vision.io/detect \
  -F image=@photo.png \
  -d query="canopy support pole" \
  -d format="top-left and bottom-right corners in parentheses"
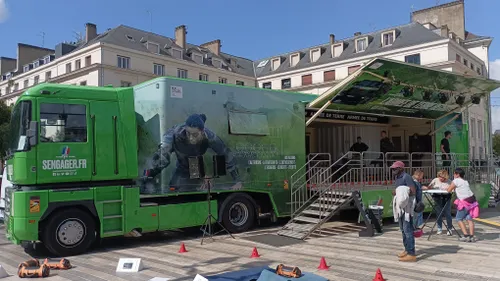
top-left (306, 100), bottom-right (332, 126)
top-left (429, 104), bottom-right (471, 136)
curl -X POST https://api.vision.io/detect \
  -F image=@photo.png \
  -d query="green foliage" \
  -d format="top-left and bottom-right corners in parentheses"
top-left (493, 134), bottom-right (500, 156)
top-left (0, 101), bottom-right (11, 160)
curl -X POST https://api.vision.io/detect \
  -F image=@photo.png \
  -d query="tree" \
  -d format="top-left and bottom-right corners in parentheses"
top-left (494, 134), bottom-right (500, 156)
top-left (0, 101), bottom-right (11, 161)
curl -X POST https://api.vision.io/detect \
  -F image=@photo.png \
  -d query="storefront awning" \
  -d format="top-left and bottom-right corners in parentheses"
top-left (307, 58), bottom-right (500, 126)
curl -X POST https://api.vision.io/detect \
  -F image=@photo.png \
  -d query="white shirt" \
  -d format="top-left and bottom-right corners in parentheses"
top-left (429, 178), bottom-right (451, 190)
top-left (452, 178), bottom-right (474, 200)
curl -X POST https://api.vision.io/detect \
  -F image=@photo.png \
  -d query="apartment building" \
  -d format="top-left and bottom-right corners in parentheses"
top-left (0, 24), bottom-right (256, 107)
top-left (253, 0), bottom-right (493, 158)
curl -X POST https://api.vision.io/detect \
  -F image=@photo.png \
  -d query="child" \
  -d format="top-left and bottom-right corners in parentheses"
top-left (412, 170), bottom-right (425, 229)
top-left (447, 168), bottom-right (479, 242)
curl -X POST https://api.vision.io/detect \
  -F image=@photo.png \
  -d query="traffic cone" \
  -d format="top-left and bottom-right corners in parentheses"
top-left (179, 243), bottom-right (188, 253)
top-left (373, 268), bottom-right (385, 281)
top-left (250, 247), bottom-right (260, 258)
top-left (317, 257), bottom-right (329, 270)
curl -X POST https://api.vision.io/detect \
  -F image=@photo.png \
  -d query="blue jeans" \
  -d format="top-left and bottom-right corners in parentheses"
top-left (399, 215), bottom-right (415, 256)
top-left (433, 195), bottom-right (453, 231)
top-left (414, 212), bottom-right (423, 228)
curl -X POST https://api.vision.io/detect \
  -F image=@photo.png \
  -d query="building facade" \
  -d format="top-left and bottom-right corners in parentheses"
top-left (253, 0), bottom-right (493, 159)
top-left (0, 24), bottom-right (256, 107)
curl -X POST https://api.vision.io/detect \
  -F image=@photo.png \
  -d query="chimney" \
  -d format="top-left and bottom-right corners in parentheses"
top-left (354, 32), bottom-right (361, 36)
top-left (85, 23), bottom-right (97, 43)
top-left (440, 25), bottom-right (449, 38)
top-left (329, 34), bottom-right (335, 44)
top-left (200, 39), bottom-right (221, 56)
top-left (175, 25), bottom-right (187, 49)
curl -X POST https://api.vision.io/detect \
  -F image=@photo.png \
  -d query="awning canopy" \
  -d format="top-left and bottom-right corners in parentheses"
top-left (307, 58), bottom-right (500, 125)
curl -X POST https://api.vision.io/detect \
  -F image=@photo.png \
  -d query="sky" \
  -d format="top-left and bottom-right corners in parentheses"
top-left (0, 0), bottom-right (499, 128)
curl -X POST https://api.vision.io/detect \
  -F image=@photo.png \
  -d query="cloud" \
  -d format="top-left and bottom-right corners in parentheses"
top-left (0, 0), bottom-right (8, 23)
top-left (491, 59), bottom-right (500, 132)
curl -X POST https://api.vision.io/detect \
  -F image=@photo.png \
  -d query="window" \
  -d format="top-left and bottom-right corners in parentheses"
top-left (65, 63), bottom-right (71, 73)
top-left (332, 43), bottom-right (343, 57)
top-left (405, 54), bottom-right (421, 65)
top-left (281, 78), bottom-right (291, 89)
top-left (34, 61), bottom-right (40, 68)
top-left (219, 77), bottom-right (227, 84)
top-left (172, 48), bottom-right (182, 59)
top-left (75, 59), bottom-right (81, 70)
top-left (80, 81), bottom-right (87, 86)
top-left (177, 69), bottom-right (188, 79)
top-left (355, 38), bottom-right (368, 52)
top-left (44, 56), bottom-right (51, 64)
top-left (324, 70), bottom-right (336, 82)
top-left (34, 76), bottom-right (39, 85)
top-left (121, 81), bottom-right (132, 87)
top-left (192, 54), bottom-right (203, 64)
top-left (85, 56), bottom-right (91, 67)
top-left (117, 56), bottom-right (130, 69)
top-left (23, 80), bottom-right (28, 89)
top-left (46, 71), bottom-right (51, 80)
top-left (228, 111), bottom-right (269, 136)
top-left (271, 58), bottom-right (280, 71)
top-left (470, 118), bottom-right (476, 138)
top-left (212, 59), bottom-right (222, 68)
top-left (290, 53), bottom-right (300, 67)
top-left (14, 83), bottom-right (18, 91)
top-left (236, 80), bottom-right (245, 86)
top-left (153, 63), bottom-right (165, 76)
top-left (470, 63), bottom-right (474, 70)
top-left (310, 49), bottom-right (320, 63)
top-left (472, 146), bottom-right (475, 158)
top-left (40, 103), bottom-right (87, 143)
top-left (463, 59), bottom-right (468, 66)
top-left (23, 65), bottom-right (29, 72)
top-left (302, 74), bottom-right (312, 86)
top-left (147, 42), bottom-right (160, 54)
top-left (456, 54), bottom-right (461, 62)
top-left (199, 73), bottom-right (208, 81)
top-left (479, 147), bottom-right (483, 159)
top-left (382, 32), bottom-right (394, 46)
top-left (262, 82), bottom-right (271, 89)
top-left (348, 65), bottom-right (360, 75)
top-left (477, 67), bottom-right (481, 75)
top-left (477, 120), bottom-right (482, 140)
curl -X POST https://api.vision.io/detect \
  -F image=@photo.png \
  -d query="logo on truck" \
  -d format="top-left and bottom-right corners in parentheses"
top-left (42, 146), bottom-right (87, 176)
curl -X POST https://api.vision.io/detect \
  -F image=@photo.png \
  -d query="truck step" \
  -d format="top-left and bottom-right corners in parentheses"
top-left (277, 230), bottom-right (306, 240)
top-left (282, 222), bottom-right (315, 232)
top-left (302, 209), bottom-right (331, 217)
top-left (309, 203), bottom-right (341, 210)
top-left (293, 216), bottom-right (321, 224)
top-left (318, 197), bottom-right (347, 203)
top-left (323, 191), bottom-right (352, 197)
top-left (103, 215), bottom-right (122, 219)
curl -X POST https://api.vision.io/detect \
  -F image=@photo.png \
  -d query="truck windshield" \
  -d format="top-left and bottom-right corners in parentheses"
top-left (9, 100), bottom-right (32, 153)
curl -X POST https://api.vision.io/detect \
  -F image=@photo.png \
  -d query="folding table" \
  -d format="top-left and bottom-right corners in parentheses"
top-left (422, 189), bottom-right (462, 240)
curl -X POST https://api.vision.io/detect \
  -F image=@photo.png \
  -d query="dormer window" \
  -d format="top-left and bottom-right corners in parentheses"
top-left (146, 42), bottom-right (160, 54)
top-left (271, 58), bottom-right (281, 71)
top-left (331, 43), bottom-right (344, 58)
top-left (172, 48), bottom-right (183, 59)
top-left (310, 48), bottom-right (321, 63)
top-left (290, 53), bottom-right (300, 67)
top-left (213, 59), bottom-right (222, 68)
top-left (381, 30), bottom-right (395, 46)
top-left (355, 37), bottom-right (368, 52)
top-left (192, 53), bottom-right (203, 64)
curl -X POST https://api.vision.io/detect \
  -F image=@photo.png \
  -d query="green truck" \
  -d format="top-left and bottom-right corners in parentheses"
top-left (3, 77), bottom-right (313, 256)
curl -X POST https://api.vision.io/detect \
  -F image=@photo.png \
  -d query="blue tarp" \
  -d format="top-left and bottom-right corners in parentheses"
top-left (204, 266), bottom-right (328, 281)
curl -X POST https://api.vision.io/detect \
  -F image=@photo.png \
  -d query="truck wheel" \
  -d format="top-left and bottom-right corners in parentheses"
top-left (221, 195), bottom-right (255, 233)
top-left (41, 208), bottom-right (96, 257)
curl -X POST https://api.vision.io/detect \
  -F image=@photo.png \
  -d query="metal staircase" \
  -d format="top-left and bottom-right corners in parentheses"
top-left (278, 152), bottom-right (362, 240)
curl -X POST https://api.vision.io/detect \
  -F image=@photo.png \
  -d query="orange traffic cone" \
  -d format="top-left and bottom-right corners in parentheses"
top-left (317, 257), bottom-right (329, 270)
top-left (250, 247), bottom-right (260, 258)
top-left (373, 268), bottom-right (385, 281)
top-left (179, 243), bottom-right (188, 253)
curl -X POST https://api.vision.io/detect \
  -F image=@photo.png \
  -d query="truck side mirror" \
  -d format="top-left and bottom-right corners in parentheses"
top-left (26, 121), bottom-right (39, 147)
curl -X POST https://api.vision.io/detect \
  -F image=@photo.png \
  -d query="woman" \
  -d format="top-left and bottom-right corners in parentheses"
top-left (447, 168), bottom-right (479, 242)
top-left (427, 169), bottom-right (453, 235)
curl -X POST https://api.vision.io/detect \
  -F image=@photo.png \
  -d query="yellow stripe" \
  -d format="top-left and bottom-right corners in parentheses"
top-left (474, 218), bottom-right (500, 227)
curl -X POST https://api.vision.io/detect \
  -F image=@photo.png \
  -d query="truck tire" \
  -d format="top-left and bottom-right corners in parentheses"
top-left (41, 208), bottom-right (96, 257)
top-left (221, 194), bottom-right (255, 233)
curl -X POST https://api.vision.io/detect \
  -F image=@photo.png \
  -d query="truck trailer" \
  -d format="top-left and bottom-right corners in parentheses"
top-left (3, 77), bottom-right (314, 256)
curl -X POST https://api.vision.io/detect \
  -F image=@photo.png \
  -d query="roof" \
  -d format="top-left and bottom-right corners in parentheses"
top-left (464, 31), bottom-right (492, 43)
top-left (73, 25), bottom-right (255, 77)
top-left (254, 22), bottom-right (445, 78)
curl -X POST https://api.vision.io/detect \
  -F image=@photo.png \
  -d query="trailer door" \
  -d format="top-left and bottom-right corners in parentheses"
top-left (36, 98), bottom-right (92, 184)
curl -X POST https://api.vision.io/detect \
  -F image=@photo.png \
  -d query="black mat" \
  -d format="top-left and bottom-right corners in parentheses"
top-left (242, 234), bottom-right (305, 247)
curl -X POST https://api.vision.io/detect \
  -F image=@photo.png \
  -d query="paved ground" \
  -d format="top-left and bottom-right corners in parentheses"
top-left (1, 210), bottom-right (500, 281)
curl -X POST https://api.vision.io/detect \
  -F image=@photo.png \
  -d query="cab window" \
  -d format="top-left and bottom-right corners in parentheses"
top-left (39, 103), bottom-right (87, 143)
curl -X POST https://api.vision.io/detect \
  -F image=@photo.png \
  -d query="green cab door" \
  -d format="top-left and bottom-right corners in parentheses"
top-left (36, 98), bottom-right (93, 184)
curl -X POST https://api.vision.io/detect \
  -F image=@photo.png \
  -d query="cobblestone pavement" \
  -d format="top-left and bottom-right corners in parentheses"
top-left (1, 212), bottom-right (500, 281)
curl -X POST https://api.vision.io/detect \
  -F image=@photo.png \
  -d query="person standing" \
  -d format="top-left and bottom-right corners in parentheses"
top-left (440, 131), bottom-right (452, 168)
top-left (350, 136), bottom-right (369, 153)
top-left (428, 170), bottom-right (453, 235)
top-left (391, 161), bottom-right (417, 262)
